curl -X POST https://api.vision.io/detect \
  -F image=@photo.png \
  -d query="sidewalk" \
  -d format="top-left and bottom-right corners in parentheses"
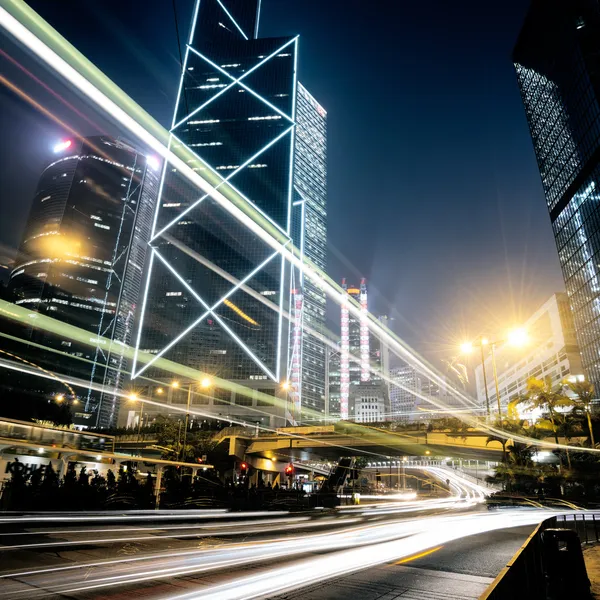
top-left (584, 545), bottom-right (600, 598)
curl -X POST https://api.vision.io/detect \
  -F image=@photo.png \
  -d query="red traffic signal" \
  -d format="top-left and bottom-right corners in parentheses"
top-left (240, 462), bottom-right (248, 474)
top-left (285, 464), bottom-right (295, 476)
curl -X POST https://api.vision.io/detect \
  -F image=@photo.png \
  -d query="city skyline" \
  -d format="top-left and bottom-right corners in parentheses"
top-left (0, 0), bottom-right (565, 366)
top-left (1, 5), bottom-right (600, 595)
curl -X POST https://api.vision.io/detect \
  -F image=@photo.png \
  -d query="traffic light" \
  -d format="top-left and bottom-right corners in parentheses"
top-left (240, 462), bottom-right (248, 475)
top-left (285, 464), bottom-right (295, 477)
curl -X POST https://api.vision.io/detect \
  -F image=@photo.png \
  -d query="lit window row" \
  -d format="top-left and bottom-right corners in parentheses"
top-left (248, 115), bottom-right (281, 121)
top-left (23, 230), bottom-right (60, 243)
top-left (188, 119), bottom-right (220, 124)
top-left (192, 84), bottom-right (227, 90)
top-left (189, 142), bottom-right (223, 147)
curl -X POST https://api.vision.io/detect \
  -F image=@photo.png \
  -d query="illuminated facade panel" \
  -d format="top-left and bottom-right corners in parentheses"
top-left (514, 0), bottom-right (600, 389)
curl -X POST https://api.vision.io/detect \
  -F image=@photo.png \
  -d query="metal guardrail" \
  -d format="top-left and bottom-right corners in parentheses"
top-left (480, 512), bottom-right (598, 600)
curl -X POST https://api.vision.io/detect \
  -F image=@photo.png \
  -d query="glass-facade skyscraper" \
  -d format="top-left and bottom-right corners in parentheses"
top-left (290, 83), bottom-right (328, 418)
top-left (9, 136), bottom-right (160, 427)
top-left (135, 0), bottom-right (327, 423)
top-left (514, 0), bottom-right (600, 390)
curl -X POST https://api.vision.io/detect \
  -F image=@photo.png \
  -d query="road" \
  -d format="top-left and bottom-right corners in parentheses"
top-left (0, 469), bottom-right (554, 599)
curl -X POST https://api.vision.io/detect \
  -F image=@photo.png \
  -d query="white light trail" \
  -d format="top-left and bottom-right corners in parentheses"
top-left (167, 511), bottom-right (558, 600)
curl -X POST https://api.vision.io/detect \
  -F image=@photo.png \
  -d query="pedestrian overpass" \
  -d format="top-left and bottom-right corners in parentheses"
top-left (211, 425), bottom-right (505, 462)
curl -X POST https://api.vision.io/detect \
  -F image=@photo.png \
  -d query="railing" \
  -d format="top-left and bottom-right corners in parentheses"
top-left (115, 433), bottom-right (158, 443)
top-left (448, 466), bottom-right (499, 489)
top-left (480, 513), bottom-right (598, 599)
top-left (0, 417), bottom-right (115, 453)
top-left (554, 512), bottom-right (600, 544)
top-left (211, 426), bottom-right (255, 443)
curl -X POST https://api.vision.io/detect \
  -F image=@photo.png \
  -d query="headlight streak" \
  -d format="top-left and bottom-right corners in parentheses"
top-left (0, 515), bottom-right (314, 538)
top-left (0, 517), bottom-right (362, 552)
top-left (0, 517), bottom-right (434, 596)
top-left (165, 510), bottom-right (562, 600)
top-left (0, 511), bottom-right (550, 598)
top-left (0, 509), bottom-right (286, 524)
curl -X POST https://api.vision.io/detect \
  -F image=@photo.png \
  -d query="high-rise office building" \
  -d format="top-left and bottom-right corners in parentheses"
top-left (514, 0), bottom-right (600, 390)
top-left (325, 279), bottom-right (389, 421)
top-left (9, 135), bottom-right (160, 427)
top-left (389, 365), bottom-right (455, 422)
top-left (134, 0), bottom-right (326, 424)
top-left (289, 83), bottom-right (328, 419)
top-left (339, 279), bottom-right (369, 419)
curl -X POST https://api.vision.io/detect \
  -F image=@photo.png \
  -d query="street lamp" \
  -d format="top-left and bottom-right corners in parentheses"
top-left (182, 378), bottom-right (213, 460)
top-left (461, 328), bottom-right (528, 418)
top-left (55, 393), bottom-right (65, 403)
top-left (460, 337), bottom-right (492, 419)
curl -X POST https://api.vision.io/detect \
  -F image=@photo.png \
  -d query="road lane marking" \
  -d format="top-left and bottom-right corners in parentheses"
top-left (394, 545), bottom-right (443, 564)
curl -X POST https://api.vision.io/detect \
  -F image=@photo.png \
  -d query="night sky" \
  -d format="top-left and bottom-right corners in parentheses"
top-left (0, 0), bottom-right (565, 366)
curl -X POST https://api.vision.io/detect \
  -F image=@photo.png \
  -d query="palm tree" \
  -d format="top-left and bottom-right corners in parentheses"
top-left (511, 377), bottom-right (574, 447)
top-left (566, 380), bottom-right (596, 447)
top-left (538, 413), bottom-right (582, 469)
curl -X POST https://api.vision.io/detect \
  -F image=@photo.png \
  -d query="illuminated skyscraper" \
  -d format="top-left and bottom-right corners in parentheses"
top-left (290, 83), bottom-right (328, 419)
top-left (9, 136), bottom-right (160, 427)
top-left (335, 279), bottom-right (374, 419)
top-left (134, 0), bottom-right (327, 424)
top-left (514, 0), bottom-right (600, 390)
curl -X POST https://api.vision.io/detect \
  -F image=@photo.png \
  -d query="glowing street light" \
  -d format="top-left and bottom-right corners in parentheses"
top-left (171, 381), bottom-right (180, 389)
top-left (460, 328), bottom-right (528, 418)
top-left (55, 393), bottom-right (65, 403)
top-left (281, 381), bottom-right (291, 391)
top-left (200, 376), bottom-right (212, 389)
top-left (128, 393), bottom-right (139, 402)
top-left (460, 341), bottom-right (474, 355)
top-left (507, 327), bottom-right (528, 348)
top-left (156, 387), bottom-right (164, 395)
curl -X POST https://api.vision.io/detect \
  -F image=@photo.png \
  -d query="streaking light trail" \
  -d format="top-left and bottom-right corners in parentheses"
top-left (2, 1), bottom-right (600, 454)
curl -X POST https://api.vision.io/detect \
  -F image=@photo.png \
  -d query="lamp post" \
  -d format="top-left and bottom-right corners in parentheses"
top-left (181, 377), bottom-right (212, 461)
top-left (461, 327), bottom-right (528, 418)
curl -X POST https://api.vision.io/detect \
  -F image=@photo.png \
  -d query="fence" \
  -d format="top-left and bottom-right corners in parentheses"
top-left (480, 512), bottom-right (599, 600)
